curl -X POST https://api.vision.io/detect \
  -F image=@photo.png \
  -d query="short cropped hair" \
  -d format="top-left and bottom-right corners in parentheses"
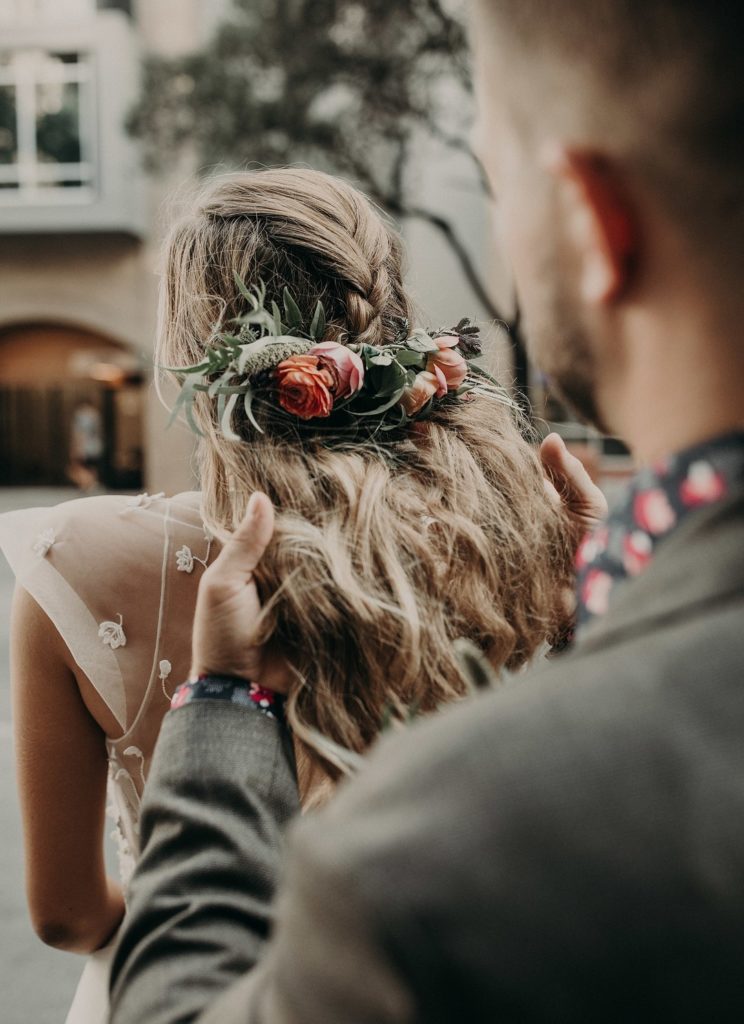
top-left (482, 1), bottom-right (744, 263)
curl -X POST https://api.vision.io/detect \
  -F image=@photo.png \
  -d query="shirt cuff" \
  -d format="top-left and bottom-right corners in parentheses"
top-left (170, 676), bottom-right (285, 723)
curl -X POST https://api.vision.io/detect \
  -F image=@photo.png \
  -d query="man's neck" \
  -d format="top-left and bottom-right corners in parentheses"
top-left (601, 309), bottom-right (744, 466)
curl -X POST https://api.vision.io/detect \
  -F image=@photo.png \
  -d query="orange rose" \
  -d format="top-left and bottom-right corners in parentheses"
top-left (399, 368), bottom-right (446, 416)
top-left (276, 354), bottom-right (335, 420)
top-left (427, 335), bottom-right (468, 390)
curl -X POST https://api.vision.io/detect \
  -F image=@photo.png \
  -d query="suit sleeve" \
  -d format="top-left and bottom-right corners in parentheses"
top-left (109, 700), bottom-right (300, 1024)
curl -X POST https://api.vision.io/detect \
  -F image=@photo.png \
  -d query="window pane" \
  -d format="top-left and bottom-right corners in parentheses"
top-left (36, 80), bottom-right (82, 166)
top-left (0, 84), bottom-right (17, 165)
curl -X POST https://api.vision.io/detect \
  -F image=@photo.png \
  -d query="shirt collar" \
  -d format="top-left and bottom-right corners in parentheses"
top-left (575, 431), bottom-right (744, 632)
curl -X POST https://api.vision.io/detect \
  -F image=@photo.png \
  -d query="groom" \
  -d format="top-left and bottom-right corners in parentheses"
top-left (111, 1), bottom-right (744, 1021)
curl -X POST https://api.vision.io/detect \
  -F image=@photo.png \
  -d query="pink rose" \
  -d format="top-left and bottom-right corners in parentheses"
top-left (427, 335), bottom-right (468, 391)
top-left (633, 489), bottom-right (676, 535)
top-left (680, 461), bottom-right (726, 507)
top-left (311, 341), bottom-right (365, 399)
top-left (276, 354), bottom-right (334, 420)
top-left (399, 368), bottom-right (446, 416)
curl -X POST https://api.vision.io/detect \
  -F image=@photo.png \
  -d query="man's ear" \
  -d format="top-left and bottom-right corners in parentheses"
top-left (543, 145), bottom-right (638, 305)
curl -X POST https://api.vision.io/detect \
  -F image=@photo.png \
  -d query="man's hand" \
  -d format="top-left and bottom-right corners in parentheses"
top-left (540, 432), bottom-right (608, 538)
top-left (190, 492), bottom-right (291, 692)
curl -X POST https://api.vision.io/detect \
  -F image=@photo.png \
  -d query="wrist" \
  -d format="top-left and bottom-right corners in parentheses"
top-left (172, 675), bottom-right (286, 723)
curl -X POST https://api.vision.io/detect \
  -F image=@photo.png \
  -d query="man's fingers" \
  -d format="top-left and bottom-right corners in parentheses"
top-left (209, 492), bottom-right (275, 581)
top-left (541, 433), bottom-right (596, 501)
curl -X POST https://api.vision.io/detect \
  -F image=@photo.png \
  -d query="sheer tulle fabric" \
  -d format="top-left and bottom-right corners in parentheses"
top-left (0, 490), bottom-right (212, 1024)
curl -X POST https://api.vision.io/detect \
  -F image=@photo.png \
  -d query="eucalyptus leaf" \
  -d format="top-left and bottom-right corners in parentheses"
top-left (283, 287), bottom-right (303, 330)
top-left (309, 299), bottom-right (326, 340)
top-left (395, 348), bottom-right (427, 368)
top-left (405, 328), bottom-right (439, 353)
top-left (271, 301), bottom-right (285, 336)
top-left (219, 392), bottom-right (242, 442)
top-left (349, 385), bottom-right (407, 418)
top-left (233, 270), bottom-right (254, 306)
top-left (369, 351), bottom-right (394, 366)
top-left (243, 387), bottom-right (265, 434)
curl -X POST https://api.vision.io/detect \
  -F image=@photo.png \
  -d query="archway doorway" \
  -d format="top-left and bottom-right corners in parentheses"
top-left (0, 322), bottom-right (145, 488)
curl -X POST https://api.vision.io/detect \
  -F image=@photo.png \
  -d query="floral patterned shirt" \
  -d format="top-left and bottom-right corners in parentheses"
top-left (576, 431), bottom-right (744, 632)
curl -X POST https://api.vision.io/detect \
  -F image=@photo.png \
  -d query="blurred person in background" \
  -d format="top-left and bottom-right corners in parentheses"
top-left (67, 399), bottom-right (104, 492)
top-left (0, 167), bottom-right (596, 1024)
top-left (110, 1), bottom-right (744, 1022)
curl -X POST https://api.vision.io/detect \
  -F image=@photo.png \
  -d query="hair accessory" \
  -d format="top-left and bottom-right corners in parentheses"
top-left (167, 274), bottom-right (510, 439)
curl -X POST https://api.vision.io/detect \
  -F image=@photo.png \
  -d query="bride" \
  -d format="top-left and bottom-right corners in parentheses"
top-left (0, 167), bottom-right (601, 1022)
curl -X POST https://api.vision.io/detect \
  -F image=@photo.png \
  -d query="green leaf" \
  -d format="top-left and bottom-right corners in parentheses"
top-left (349, 385), bottom-right (407, 418)
top-left (218, 392), bottom-right (242, 442)
top-left (369, 351), bottom-right (394, 366)
top-left (271, 301), bottom-right (285, 336)
top-left (369, 360), bottom-right (407, 398)
top-left (233, 269), bottom-right (254, 305)
top-left (309, 299), bottom-right (326, 340)
top-left (283, 287), bottom-right (303, 330)
top-left (243, 387), bottom-right (265, 434)
top-left (395, 348), bottom-right (427, 368)
top-left (405, 329), bottom-right (439, 353)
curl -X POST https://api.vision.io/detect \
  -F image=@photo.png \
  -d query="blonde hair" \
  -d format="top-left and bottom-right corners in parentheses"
top-left (158, 168), bottom-right (574, 803)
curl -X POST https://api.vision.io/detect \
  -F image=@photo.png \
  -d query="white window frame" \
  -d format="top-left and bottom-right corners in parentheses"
top-left (0, 48), bottom-right (97, 204)
top-left (0, 0), bottom-right (95, 25)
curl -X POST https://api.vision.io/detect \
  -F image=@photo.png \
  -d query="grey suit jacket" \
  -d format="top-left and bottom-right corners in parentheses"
top-left (110, 486), bottom-right (744, 1023)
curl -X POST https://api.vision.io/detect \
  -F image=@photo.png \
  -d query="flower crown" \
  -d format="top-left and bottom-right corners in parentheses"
top-left (168, 274), bottom-right (506, 440)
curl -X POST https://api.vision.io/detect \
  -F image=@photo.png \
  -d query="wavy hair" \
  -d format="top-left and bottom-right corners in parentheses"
top-left (157, 168), bottom-right (574, 803)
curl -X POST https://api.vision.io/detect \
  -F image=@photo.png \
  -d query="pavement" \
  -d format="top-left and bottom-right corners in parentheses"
top-left (0, 489), bottom-right (108, 1024)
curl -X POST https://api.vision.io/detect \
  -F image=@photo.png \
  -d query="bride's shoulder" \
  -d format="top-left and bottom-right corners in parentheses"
top-left (0, 489), bottom-right (207, 587)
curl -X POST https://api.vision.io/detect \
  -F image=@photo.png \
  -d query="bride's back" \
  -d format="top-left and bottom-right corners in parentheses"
top-left (0, 489), bottom-right (212, 881)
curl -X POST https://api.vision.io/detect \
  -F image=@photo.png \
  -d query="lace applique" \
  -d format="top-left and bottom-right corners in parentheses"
top-left (106, 744), bottom-right (145, 890)
top-left (175, 537), bottom-right (212, 574)
top-left (32, 528), bottom-right (56, 557)
top-left (98, 613), bottom-right (126, 650)
top-left (159, 659), bottom-right (173, 700)
top-left (121, 491), bottom-right (166, 513)
top-left (175, 545), bottom-right (195, 573)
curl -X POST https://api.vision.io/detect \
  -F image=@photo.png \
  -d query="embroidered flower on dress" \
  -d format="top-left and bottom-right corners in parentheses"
top-left (99, 613), bottom-right (126, 650)
top-left (124, 492), bottom-right (166, 511)
top-left (32, 528), bottom-right (56, 558)
top-left (159, 659), bottom-right (173, 700)
top-left (175, 545), bottom-right (195, 573)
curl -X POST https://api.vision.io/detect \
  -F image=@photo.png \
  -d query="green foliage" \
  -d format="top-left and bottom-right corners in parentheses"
top-left (164, 275), bottom-right (508, 441)
top-left (127, 0), bottom-right (472, 220)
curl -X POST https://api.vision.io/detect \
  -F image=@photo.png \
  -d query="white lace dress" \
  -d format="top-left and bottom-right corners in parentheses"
top-left (0, 490), bottom-right (213, 1024)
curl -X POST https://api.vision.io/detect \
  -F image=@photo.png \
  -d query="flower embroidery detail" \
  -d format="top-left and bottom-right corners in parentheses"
top-left (98, 613), bottom-right (126, 650)
top-left (680, 461), bottom-right (726, 507)
top-left (32, 528), bottom-right (56, 558)
top-left (175, 545), bottom-right (195, 573)
top-left (633, 489), bottom-right (676, 535)
top-left (159, 659), bottom-right (173, 700)
top-left (123, 492), bottom-right (165, 511)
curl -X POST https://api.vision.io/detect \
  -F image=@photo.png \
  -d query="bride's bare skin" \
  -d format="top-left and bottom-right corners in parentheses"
top-left (12, 589), bottom-right (125, 953)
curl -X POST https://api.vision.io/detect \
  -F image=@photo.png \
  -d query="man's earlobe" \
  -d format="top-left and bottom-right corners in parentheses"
top-left (543, 144), bottom-right (637, 305)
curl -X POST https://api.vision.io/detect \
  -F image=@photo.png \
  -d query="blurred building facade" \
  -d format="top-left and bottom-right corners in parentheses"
top-left (0, 0), bottom-right (516, 493)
